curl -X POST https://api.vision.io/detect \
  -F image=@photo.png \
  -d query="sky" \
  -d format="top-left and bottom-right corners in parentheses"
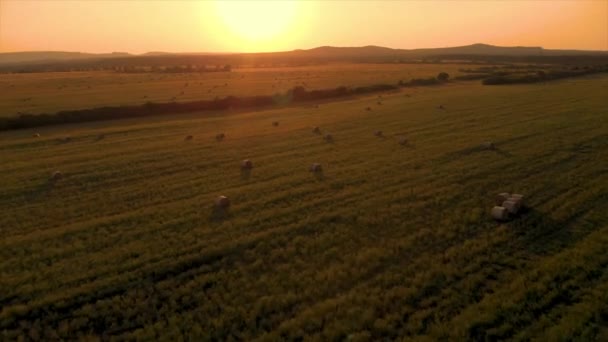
top-left (0, 0), bottom-right (607, 54)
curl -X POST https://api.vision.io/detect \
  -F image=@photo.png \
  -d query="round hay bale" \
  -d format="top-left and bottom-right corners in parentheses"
top-left (185, 135), bottom-right (193, 141)
top-left (33, 133), bottom-right (40, 138)
top-left (377, 101), bottom-right (382, 105)
top-left (374, 130), bottom-right (383, 137)
top-left (51, 171), bottom-right (63, 181)
top-left (495, 192), bottom-right (511, 206)
top-left (482, 141), bottom-right (495, 150)
top-left (215, 133), bottom-right (225, 141)
top-left (438, 105), bottom-right (444, 109)
top-left (215, 195), bottom-right (230, 209)
top-left (366, 107), bottom-right (372, 111)
top-left (312, 126), bottom-right (321, 134)
top-left (399, 137), bottom-right (408, 146)
top-left (241, 159), bottom-right (253, 169)
top-left (309, 163), bottom-right (322, 173)
top-left (502, 200), bottom-right (520, 215)
top-left (272, 121), bottom-right (279, 127)
top-left (491, 206), bottom-right (509, 221)
top-left (324, 134), bottom-right (333, 142)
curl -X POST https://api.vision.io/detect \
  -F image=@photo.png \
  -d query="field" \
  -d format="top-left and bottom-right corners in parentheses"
top-left (1, 74), bottom-right (607, 340)
top-left (0, 63), bottom-right (471, 116)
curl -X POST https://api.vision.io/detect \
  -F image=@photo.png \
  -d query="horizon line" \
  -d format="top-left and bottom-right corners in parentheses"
top-left (2, 42), bottom-right (608, 55)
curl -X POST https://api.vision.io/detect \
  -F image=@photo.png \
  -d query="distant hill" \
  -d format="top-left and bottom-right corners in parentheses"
top-left (1, 44), bottom-right (606, 70)
top-left (0, 51), bottom-right (131, 65)
top-left (292, 43), bottom-right (607, 58)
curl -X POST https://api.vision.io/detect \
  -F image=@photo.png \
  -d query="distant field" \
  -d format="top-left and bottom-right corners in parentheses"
top-left (1, 75), bottom-right (607, 340)
top-left (0, 63), bottom-right (470, 116)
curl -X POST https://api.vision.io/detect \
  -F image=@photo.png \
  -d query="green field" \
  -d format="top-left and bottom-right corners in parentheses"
top-left (0, 63), bottom-right (470, 116)
top-left (1, 75), bottom-right (607, 340)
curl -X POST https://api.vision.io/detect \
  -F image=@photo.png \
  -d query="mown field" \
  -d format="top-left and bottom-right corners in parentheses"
top-left (1, 74), bottom-right (607, 340)
top-left (0, 63), bottom-right (470, 116)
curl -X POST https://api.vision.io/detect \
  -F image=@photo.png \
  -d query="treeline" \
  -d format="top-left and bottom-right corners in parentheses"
top-left (482, 65), bottom-right (608, 85)
top-left (120, 65), bottom-right (231, 74)
top-left (0, 84), bottom-right (399, 131)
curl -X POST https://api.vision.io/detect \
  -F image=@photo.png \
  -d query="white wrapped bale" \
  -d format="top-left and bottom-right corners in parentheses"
top-left (491, 206), bottom-right (509, 221)
top-left (495, 193), bottom-right (511, 206)
top-left (510, 194), bottom-right (525, 206)
top-left (502, 200), bottom-right (520, 215)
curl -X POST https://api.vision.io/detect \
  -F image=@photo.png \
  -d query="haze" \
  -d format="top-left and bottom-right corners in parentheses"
top-left (1, 0), bottom-right (607, 53)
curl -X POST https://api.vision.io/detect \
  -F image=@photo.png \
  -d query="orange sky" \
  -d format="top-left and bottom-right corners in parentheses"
top-left (0, 0), bottom-right (606, 53)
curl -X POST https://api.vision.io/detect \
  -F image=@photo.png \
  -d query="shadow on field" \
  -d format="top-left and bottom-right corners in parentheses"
top-left (493, 148), bottom-right (512, 157)
top-left (209, 206), bottom-right (231, 222)
top-left (441, 145), bottom-right (512, 162)
top-left (509, 207), bottom-right (577, 255)
top-left (240, 169), bottom-right (252, 181)
top-left (27, 179), bottom-right (57, 200)
top-left (313, 170), bottom-right (325, 181)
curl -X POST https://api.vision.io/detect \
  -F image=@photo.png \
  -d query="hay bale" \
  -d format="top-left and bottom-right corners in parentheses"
top-left (185, 135), bottom-right (193, 141)
top-left (272, 121), bottom-right (279, 127)
top-left (511, 193), bottom-right (524, 201)
top-left (510, 194), bottom-right (525, 207)
top-left (241, 159), bottom-right (253, 169)
top-left (309, 163), bottom-right (322, 172)
top-left (51, 171), bottom-right (63, 181)
top-left (491, 206), bottom-right (509, 221)
top-left (97, 134), bottom-right (105, 140)
top-left (215, 133), bottom-right (225, 141)
top-left (502, 200), bottom-right (521, 215)
top-left (399, 137), bottom-right (408, 146)
top-left (495, 192), bottom-right (511, 206)
top-left (377, 101), bottom-right (382, 105)
top-left (374, 130), bottom-right (383, 137)
top-left (33, 133), bottom-right (40, 138)
top-left (324, 134), bottom-right (333, 142)
top-left (438, 104), bottom-right (444, 109)
top-left (366, 107), bottom-right (372, 111)
top-left (482, 141), bottom-right (495, 150)
top-left (312, 126), bottom-right (321, 134)
top-left (215, 195), bottom-right (230, 209)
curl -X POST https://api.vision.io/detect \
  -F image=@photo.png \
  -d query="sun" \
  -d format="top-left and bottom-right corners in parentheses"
top-left (213, 1), bottom-right (299, 44)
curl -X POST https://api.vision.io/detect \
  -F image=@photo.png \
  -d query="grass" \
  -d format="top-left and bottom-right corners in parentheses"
top-left (1, 74), bottom-right (607, 340)
top-left (0, 63), bottom-right (470, 116)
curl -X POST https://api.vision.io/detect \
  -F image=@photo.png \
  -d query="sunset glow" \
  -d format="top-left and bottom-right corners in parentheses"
top-left (0, 0), bottom-right (606, 53)
top-left (213, 1), bottom-right (299, 45)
